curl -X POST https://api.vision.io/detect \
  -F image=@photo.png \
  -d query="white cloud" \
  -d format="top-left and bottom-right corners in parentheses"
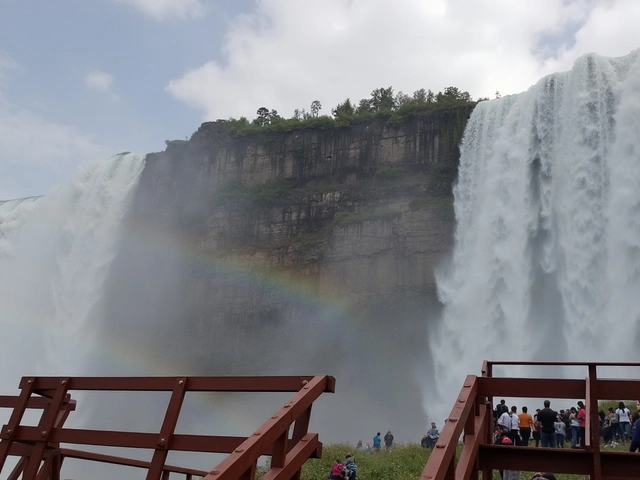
top-left (85, 70), bottom-right (119, 101)
top-left (541, 1), bottom-right (640, 73)
top-left (115, 0), bottom-right (206, 21)
top-left (85, 70), bottom-right (114, 92)
top-left (0, 100), bottom-right (109, 169)
top-left (0, 57), bottom-right (111, 198)
top-left (166, 0), bottom-right (637, 121)
top-left (0, 50), bottom-right (20, 87)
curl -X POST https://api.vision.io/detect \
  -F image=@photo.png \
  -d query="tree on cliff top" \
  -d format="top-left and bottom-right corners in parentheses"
top-left (310, 100), bottom-right (322, 117)
top-left (370, 86), bottom-right (396, 111)
top-left (332, 99), bottom-right (355, 118)
top-left (253, 107), bottom-right (280, 126)
top-left (225, 84), bottom-right (475, 135)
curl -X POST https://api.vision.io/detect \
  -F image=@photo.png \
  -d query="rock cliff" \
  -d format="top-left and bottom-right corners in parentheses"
top-left (101, 105), bottom-right (473, 441)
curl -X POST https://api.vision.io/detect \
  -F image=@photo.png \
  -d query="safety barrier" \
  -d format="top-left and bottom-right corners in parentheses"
top-left (0, 375), bottom-right (335, 480)
top-left (420, 361), bottom-right (640, 480)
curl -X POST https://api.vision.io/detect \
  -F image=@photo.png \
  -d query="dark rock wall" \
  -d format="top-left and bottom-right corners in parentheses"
top-left (100, 106), bottom-right (473, 443)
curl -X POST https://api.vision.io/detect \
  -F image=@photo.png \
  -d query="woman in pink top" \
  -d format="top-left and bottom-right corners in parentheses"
top-left (330, 459), bottom-right (345, 480)
top-left (577, 401), bottom-right (587, 448)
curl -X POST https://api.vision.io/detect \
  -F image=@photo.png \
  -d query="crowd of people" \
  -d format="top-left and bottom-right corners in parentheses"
top-left (329, 400), bottom-right (640, 480)
top-left (493, 398), bottom-right (640, 451)
top-left (492, 399), bottom-right (640, 480)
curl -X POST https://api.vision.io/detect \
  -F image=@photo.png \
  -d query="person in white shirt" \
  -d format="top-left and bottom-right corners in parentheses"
top-left (509, 406), bottom-right (521, 445)
top-left (498, 409), bottom-right (512, 433)
top-left (554, 416), bottom-right (566, 448)
top-left (616, 401), bottom-right (632, 443)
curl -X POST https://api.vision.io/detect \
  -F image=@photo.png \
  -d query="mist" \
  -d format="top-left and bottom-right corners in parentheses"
top-left (0, 149), bottom-right (439, 478)
top-left (427, 49), bottom-right (640, 420)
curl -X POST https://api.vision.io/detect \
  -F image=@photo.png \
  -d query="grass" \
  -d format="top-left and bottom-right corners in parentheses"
top-left (257, 443), bottom-right (432, 480)
top-left (251, 441), bottom-right (634, 480)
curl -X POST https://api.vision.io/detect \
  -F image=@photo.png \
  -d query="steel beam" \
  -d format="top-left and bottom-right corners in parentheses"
top-left (202, 375), bottom-right (331, 480)
top-left (478, 445), bottom-right (592, 475)
top-left (147, 377), bottom-right (187, 480)
top-left (28, 376), bottom-right (336, 393)
top-left (477, 377), bottom-right (585, 398)
top-left (420, 375), bottom-right (478, 480)
top-left (1, 374), bottom-right (334, 480)
top-left (259, 434), bottom-right (320, 480)
top-left (60, 448), bottom-right (208, 476)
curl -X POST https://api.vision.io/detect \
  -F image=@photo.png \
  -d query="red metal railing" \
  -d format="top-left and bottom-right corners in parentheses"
top-left (0, 375), bottom-right (335, 480)
top-left (420, 361), bottom-right (640, 480)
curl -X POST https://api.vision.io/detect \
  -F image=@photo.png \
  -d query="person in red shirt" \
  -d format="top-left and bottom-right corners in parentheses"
top-left (577, 401), bottom-right (587, 448)
top-left (329, 459), bottom-right (346, 480)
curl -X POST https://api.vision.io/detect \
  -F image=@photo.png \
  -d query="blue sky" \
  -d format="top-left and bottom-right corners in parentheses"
top-left (1, 0), bottom-right (638, 198)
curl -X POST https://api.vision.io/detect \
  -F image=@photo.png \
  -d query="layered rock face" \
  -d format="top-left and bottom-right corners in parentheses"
top-left (101, 106), bottom-right (472, 441)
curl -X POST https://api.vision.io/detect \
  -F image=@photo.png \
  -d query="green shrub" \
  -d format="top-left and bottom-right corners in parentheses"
top-left (213, 178), bottom-right (296, 211)
top-left (386, 113), bottom-right (405, 129)
top-left (375, 166), bottom-right (405, 181)
top-left (164, 139), bottom-right (188, 148)
top-left (333, 209), bottom-right (401, 227)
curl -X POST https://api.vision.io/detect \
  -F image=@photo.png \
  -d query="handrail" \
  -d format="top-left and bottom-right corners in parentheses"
top-left (0, 375), bottom-right (335, 480)
top-left (420, 361), bottom-right (640, 480)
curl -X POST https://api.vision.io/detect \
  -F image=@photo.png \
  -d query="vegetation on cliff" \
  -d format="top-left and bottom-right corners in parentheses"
top-left (221, 85), bottom-right (476, 136)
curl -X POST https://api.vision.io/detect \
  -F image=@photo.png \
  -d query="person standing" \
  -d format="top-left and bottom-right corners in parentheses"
top-left (384, 430), bottom-right (394, 452)
top-left (554, 415), bottom-right (566, 448)
top-left (569, 407), bottom-right (580, 448)
top-left (608, 407), bottom-right (620, 443)
top-left (616, 402), bottom-right (632, 443)
top-left (532, 409), bottom-right (541, 447)
top-left (509, 406), bottom-right (521, 445)
top-left (537, 400), bottom-right (558, 448)
top-left (372, 432), bottom-right (381, 453)
top-left (630, 415), bottom-right (640, 452)
top-left (498, 407), bottom-right (512, 433)
top-left (425, 422), bottom-right (440, 448)
top-left (577, 401), bottom-right (587, 448)
top-left (518, 406), bottom-right (534, 446)
top-left (495, 399), bottom-right (508, 424)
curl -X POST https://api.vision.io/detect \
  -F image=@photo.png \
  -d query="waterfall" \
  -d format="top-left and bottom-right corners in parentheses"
top-left (430, 49), bottom-right (640, 410)
top-left (0, 153), bottom-right (145, 394)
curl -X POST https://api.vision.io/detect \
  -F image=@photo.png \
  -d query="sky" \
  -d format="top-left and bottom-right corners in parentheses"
top-left (1, 0), bottom-right (639, 199)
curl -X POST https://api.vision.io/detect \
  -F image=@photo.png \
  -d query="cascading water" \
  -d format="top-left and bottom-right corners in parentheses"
top-left (429, 49), bottom-right (640, 412)
top-left (0, 153), bottom-right (145, 395)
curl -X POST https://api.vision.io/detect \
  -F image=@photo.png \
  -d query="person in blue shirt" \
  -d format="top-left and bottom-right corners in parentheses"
top-left (372, 432), bottom-right (382, 453)
top-left (342, 454), bottom-right (358, 480)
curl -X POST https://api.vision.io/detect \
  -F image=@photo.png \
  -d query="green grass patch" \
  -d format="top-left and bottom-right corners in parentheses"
top-left (251, 442), bottom-right (633, 480)
top-left (257, 443), bottom-right (432, 480)
top-left (375, 166), bottom-right (405, 180)
top-left (213, 178), bottom-right (296, 211)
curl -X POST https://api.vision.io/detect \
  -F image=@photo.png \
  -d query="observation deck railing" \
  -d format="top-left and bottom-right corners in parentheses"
top-left (0, 375), bottom-right (335, 480)
top-left (420, 361), bottom-right (640, 480)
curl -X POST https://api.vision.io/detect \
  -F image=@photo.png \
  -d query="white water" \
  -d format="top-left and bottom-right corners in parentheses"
top-left (0, 153), bottom-right (145, 395)
top-left (430, 49), bottom-right (640, 412)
